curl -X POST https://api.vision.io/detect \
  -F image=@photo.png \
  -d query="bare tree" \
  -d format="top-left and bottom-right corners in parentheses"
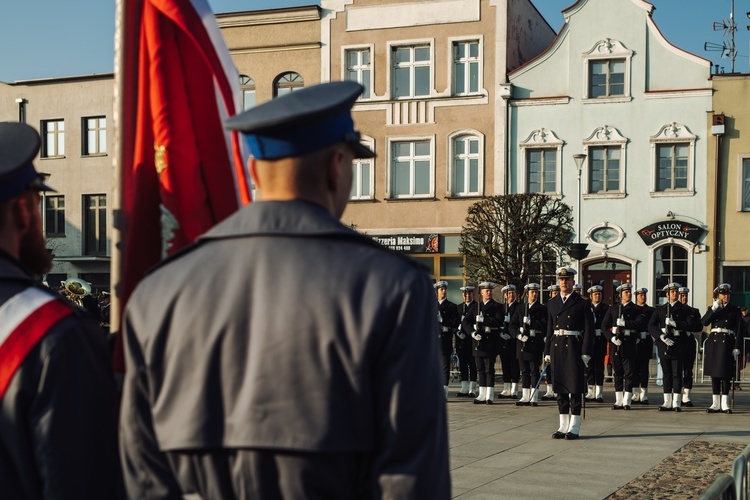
top-left (459, 194), bottom-right (574, 286)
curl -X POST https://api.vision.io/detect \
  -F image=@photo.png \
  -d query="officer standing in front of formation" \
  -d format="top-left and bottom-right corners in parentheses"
top-left (470, 281), bottom-right (503, 404)
top-left (455, 286), bottom-right (479, 398)
top-left (541, 284), bottom-right (561, 400)
top-left (510, 283), bottom-right (548, 406)
top-left (648, 282), bottom-right (703, 412)
top-left (701, 283), bottom-right (745, 414)
top-left (602, 284), bottom-right (646, 410)
top-left (585, 285), bottom-right (609, 403)
top-left (632, 288), bottom-right (654, 404)
top-left (678, 287), bottom-right (702, 407)
top-left (0, 123), bottom-right (122, 498)
top-left (120, 82), bottom-right (450, 498)
top-left (435, 281), bottom-right (461, 399)
top-left (544, 267), bottom-right (594, 440)
top-left (498, 284), bottom-right (521, 398)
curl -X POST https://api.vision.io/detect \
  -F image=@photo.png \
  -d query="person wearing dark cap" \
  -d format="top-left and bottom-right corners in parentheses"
top-left (0, 123), bottom-right (122, 498)
top-left (435, 280), bottom-right (461, 399)
top-left (585, 285), bottom-right (609, 403)
top-left (456, 285), bottom-right (479, 397)
top-left (647, 283), bottom-right (702, 412)
top-left (701, 283), bottom-right (745, 414)
top-left (544, 267), bottom-right (594, 440)
top-left (632, 287), bottom-right (655, 404)
top-left (498, 284), bottom-right (521, 398)
top-left (119, 82), bottom-right (450, 498)
top-left (541, 284), bottom-right (560, 400)
top-left (602, 284), bottom-right (646, 410)
top-left (510, 283), bottom-right (547, 406)
top-left (470, 281), bottom-right (502, 404)
top-left (677, 287), bottom-right (702, 407)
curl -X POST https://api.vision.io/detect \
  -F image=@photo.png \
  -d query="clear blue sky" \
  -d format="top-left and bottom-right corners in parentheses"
top-left (0, 0), bottom-right (746, 82)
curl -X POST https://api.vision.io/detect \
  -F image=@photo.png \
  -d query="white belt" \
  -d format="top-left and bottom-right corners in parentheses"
top-left (640, 332), bottom-right (648, 340)
top-left (595, 329), bottom-right (602, 337)
top-left (528, 329), bottom-right (541, 338)
top-left (711, 328), bottom-right (735, 334)
top-left (441, 326), bottom-right (450, 332)
top-left (623, 329), bottom-right (635, 337)
top-left (554, 330), bottom-right (581, 337)
top-left (485, 326), bottom-right (498, 333)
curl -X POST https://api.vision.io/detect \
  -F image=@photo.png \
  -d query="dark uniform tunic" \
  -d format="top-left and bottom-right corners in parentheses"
top-left (602, 302), bottom-right (646, 393)
top-left (510, 301), bottom-right (547, 388)
top-left (456, 301), bottom-right (479, 383)
top-left (633, 303), bottom-right (655, 390)
top-left (587, 301), bottom-right (610, 388)
top-left (701, 304), bottom-right (745, 379)
top-left (120, 201), bottom-right (450, 500)
top-left (545, 293), bottom-right (595, 397)
top-left (437, 298), bottom-right (461, 385)
top-left (648, 302), bottom-right (703, 393)
top-left (469, 298), bottom-right (502, 388)
top-left (0, 250), bottom-right (122, 500)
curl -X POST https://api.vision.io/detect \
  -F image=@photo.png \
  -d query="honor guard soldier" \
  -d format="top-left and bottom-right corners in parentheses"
top-left (585, 285), bottom-right (609, 403)
top-left (471, 281), bottom-right (502, 404)
top-left (544, 267), bottom-right (594, 440)
top-left (498, 284), bottom-right (521, 398)
top-left (602, 284), bottom-right (646, 410)
top-left (120, 82), bottom-right (450, 498)
top-left (510, 283), bottom-right (548, 406)
top-left (701, 284), bottom-right (745, 414)
top-left (0, 123), bottom-right (122, 498)
top-left (632, 288), bottom-right (655, 404)
top-left (573, 283), bottom-right (582, 295)
top-left (648, 283), bottom-right (702, 412)
top-left (456, 286), bottom-right (479, 397)
top-left (435, 281), bottom-right (461, 399)
top-left (542, 284), bottom-right (561, 400)
top-left (678, 287), bottom-right (701, 406)
top-left (548, 284), bottom-right (560, 299)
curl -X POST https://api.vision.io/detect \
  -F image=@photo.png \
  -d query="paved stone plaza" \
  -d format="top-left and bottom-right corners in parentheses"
top-left (446, 381), bottom-right (749, 499)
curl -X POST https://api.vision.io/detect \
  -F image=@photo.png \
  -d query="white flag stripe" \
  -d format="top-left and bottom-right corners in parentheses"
top-left (0, 288), bottom-right (56, 346)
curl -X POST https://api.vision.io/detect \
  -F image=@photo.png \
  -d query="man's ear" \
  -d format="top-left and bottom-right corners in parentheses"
top-left (12, 193), bottom-right (33, 231)
top-left (326, 147), bottom-right (346, 192)
top-left (248, 157), bottom-right (260, 189)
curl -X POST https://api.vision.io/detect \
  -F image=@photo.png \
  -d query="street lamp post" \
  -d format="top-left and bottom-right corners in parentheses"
top-left (569, 154), bottom-right (589, 274)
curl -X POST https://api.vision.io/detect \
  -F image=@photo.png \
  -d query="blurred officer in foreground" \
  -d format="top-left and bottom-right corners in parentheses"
top-left (119, 82), bottom-right (450, 499)
top-left (701, 283), bottom-right (745, 414)
top-left (544, 267), bottom-right (594, 440)
top-left (0, 123), bottom-right (122, 498)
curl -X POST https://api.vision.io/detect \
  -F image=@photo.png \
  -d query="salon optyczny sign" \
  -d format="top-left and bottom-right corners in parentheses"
top-left (637, 220), bottom-right (705, 246)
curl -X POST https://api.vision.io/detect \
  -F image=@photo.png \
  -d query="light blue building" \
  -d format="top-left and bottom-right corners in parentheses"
top-left (507, 0), bottom-right (712, 305)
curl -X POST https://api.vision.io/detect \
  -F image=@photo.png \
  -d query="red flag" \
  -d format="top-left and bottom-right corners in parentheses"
top-left (113, 0), bottom-right (251, 371)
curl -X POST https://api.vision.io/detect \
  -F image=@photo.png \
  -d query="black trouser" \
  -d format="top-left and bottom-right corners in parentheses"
top-left (682, 334), bottom-right (697, 389)
top-left (556, 393), bottom-right (582, 416)
top-left (499, 344), bottom-right (519, 383)
top-left (660, 356), bottom-right (683, 393)
top-left (441, 354), bottom-right (451, 385)
top-left (586, 335), bottom-right (607, 386)
top-left (458, 348), bottom-right (477, 382)
top-left (613, 350), bottom-right (635, 392)
top-left (712, 377), bottom-right (731, 395)
top-left (632, 342), bottom-right (652, 389)
top-left (475, 356), bottom-right (495, 387)
top-left (519, 358), bottom-right (541, 389)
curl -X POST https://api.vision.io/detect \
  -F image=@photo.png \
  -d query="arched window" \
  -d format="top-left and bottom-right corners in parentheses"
top-left (653, 244), bottom-right (689, 304)
top-left (448, 131), bottom-right (483, 196)
top-left (239, 74), bottom-right (255, 110)
top-left (274, 72), bottom-right (304, 97)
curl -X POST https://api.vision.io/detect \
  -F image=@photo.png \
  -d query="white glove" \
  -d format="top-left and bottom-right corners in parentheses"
top-left (611, 338), bottom-right (622, 346)
top-left (733, 349), bottom-right (741, 359)
top-left (616, 317), bottom-right (626, 327)
top-left (520, 335), bottom-right (529, 343)
top-left (612, 326), bottom-right (618, 335)
top-left (516, 334), bottom-right (524, 341)
top-left (666, 318), bottom-right (676, 328)
top-left (660, 334), bottom-right (674, 347)
top-left (500, 333), bottom-right (511, 341)
top-left (544, 355), bottom-right (551, 363)
top-left (475, 314), bottom-right (483, 322)
top-left (472, 332), bottom-right (482, 341)
top-left (523, 316), bottom-right (531, 325)
top-left (504, 314), bottom-right (511, 323)
top-left (712, 299), bottom-right (722, 312)
top-left (457, 331), bottom-right (466, 340)
top-left (581, 354), bottom-right (591, 368)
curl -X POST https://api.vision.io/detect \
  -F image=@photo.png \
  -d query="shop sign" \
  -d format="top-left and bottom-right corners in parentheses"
top-left (372, 234), bottom-right (439, 253)
top-left (637, 220), bottom-right (705, 246)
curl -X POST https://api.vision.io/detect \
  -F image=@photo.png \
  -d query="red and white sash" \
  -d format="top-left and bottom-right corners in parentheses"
top-left (0, 287), bottom-right (73, 400)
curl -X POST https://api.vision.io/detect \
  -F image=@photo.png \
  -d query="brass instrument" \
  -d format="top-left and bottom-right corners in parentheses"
top-left (62, 278), bottom-right (91, 307)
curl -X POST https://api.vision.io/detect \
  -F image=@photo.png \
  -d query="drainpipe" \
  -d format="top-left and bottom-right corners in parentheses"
top-left (15, 98), bottom-right (26, 123)
top-left (711, 114), bottom-right (725, 285)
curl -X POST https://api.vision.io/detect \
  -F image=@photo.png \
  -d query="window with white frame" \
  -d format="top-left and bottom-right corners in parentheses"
top-left (42, 119), bottom-right (64, 158)
top-left (274, 72), bottom-right (303, 97)
top-left (392, 45), bottom-right (431, 99)
top-left (653, 244), bottom-right (689, 303)
top-left (450, 133), bottom-right (482, 196)
top-left (582, 39), bottom-right (633, 101)
top-left (345, 48), bottom-right (371, 99)
top-left (84, 194), bottom-right (107, 256)
top-left (589, 146), bottom-right (620, 193)
top-left (83, 116), bottom-right (107, 155)
top-left (741, 158), bottom-right (750, 211)
top-left (45, 195), bottom-right (65, 237)
top-left (240, 75), bottom-right (255, 110)
top-left (582, 125), bottom-right (627, 197)
top-left (389, 139), bottom-right (432, 198)
top-left (518, 128), bottom-right (563, 195)
top-left (453, 40), bottom-right (479, 95)
top-left (650, 122), bottom-right (695, 195)
top-left (350, 137), bottom-right (374, 200)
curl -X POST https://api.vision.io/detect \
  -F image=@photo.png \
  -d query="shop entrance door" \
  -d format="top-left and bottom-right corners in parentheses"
top-left (582, 260), bottom-right (632, 306)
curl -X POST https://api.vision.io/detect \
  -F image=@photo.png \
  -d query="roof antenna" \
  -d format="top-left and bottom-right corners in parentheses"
top-left (704, 0), bottom-right (737, 73)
